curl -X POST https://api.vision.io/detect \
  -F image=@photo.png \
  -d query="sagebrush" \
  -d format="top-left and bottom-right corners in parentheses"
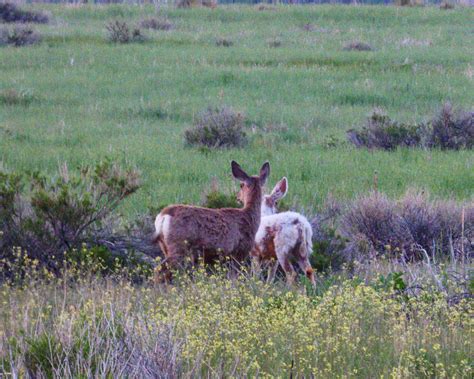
top-left (0, 2), bottom-right (48, 24)
top-left (106, 20), bottom-right (146, 44)
top-left (0, 25), bottom-right (41, 47)
top-left (347, 104), bottom-right (473, 150)
top-left (184, 106), bottom-right (248, 148)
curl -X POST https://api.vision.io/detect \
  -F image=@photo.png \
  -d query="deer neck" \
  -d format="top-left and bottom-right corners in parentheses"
top-left (243, 186), bottom-right (262, 231)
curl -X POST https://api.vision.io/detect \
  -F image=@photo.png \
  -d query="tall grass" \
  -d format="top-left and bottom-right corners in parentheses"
top-left (0, 260), bottom-right (472, 378)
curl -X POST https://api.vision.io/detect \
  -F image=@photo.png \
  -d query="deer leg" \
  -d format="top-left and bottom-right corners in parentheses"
top-left (155, 243), bottom-right (186, 283)
top-left (251, 256), bottom-right (262, 279)
top-left (266, 259), bottom-right (279, 284)
top-left (275, 250), bottom-right (296, 286)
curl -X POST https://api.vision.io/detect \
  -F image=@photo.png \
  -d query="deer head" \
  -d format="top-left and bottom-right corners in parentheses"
top-left (261, 177), bottom-right (288, 216)
top-left (234, 161), bottom-right (270, 208)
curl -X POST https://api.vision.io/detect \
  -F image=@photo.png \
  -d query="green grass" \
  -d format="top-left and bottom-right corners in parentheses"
top-left (1, 4), bottom-right (473, 218)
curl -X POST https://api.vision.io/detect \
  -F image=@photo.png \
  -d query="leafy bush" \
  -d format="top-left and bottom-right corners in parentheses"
top-left (0, 3), bottom-right (48, 24)
top-left (429, 103), bottom-right (473, 150)
top-left (310, 198), bottom-right (346, 272)
top-left (346, 110), bottom-right (426, 150)
top-left (0, 88), bottom-right (35, 105)
top-left (0, 25), bottom-right (41, 47)
top-left (140, 17), bottom-right (173, 31)
top-left (184, 106), bottom-right (247, 148)
top-left (343, 41), bottom-right (373, 51)
top-left (106, 20), bottom-right (145, 44)
top-left (347, 104), bottom-right (473, 150)
top-left (0, 161), bottom-right (141, 275)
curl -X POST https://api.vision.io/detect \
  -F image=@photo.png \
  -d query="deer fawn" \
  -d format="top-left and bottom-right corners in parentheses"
top-left (250, 177), bottom-right (316, 286)
top-left (153, 161), bottom-right (270, 282)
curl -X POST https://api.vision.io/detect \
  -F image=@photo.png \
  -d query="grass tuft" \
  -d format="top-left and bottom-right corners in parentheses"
top-left (343, 41), bottom-right (373, 51)
top-left (0, 88), bottom-right (35, 106)
top-left (215, 37), bottom-right (233, 47)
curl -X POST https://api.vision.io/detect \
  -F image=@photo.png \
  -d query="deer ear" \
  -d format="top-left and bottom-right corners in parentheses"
top-left (231, 161), bottom-right (250, 182)
top-left (259, 161), bottom-right (270, 185)
top-left (271, 177), bottom-right (288, 201)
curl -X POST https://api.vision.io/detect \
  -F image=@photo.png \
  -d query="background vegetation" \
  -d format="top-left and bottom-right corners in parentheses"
top-left (1, 4), bottom-right (473, 218)
top-left (0, 4), bottom-right (472, 377)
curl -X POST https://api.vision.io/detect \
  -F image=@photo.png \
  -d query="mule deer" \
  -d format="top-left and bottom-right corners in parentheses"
top-left (250, 177), bottom-right (316, 286)
top-left (153, 161), bottom-right (270, 281)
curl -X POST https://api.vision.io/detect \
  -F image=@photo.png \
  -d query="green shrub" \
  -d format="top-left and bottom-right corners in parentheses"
top-left (0, 160), bottom-right (141, 276)
top-left (201, 178), bottom-right (240, 209)
top-left (202, 190), bottom-right (240, 209)
top-left (184, 106), bottom-right (247, 148)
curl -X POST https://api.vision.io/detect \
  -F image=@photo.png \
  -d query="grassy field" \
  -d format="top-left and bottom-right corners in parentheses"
top-left (1, 4), bottom-right (473, 219)
top-left (1, 4), bottom-right (473, 376)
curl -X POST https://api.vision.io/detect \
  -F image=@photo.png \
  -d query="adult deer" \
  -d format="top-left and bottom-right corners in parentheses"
top-left (153, 161), bottom-right (270, 281)
top-left (250, 177), bottom-right (316, 286)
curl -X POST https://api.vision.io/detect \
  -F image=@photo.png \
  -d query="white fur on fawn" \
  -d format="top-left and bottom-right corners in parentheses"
top-left (252, 177), bottom-right (316, 286)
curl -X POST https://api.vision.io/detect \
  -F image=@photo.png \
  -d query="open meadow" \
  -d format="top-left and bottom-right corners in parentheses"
top-left (1, 3), bottom-right (473, 216)
top-left (0, 3), bottom-right (473, 378)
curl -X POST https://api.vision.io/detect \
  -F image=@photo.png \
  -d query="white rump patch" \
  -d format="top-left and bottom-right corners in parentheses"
top-left (154, 214), bottom-right (171, 239)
